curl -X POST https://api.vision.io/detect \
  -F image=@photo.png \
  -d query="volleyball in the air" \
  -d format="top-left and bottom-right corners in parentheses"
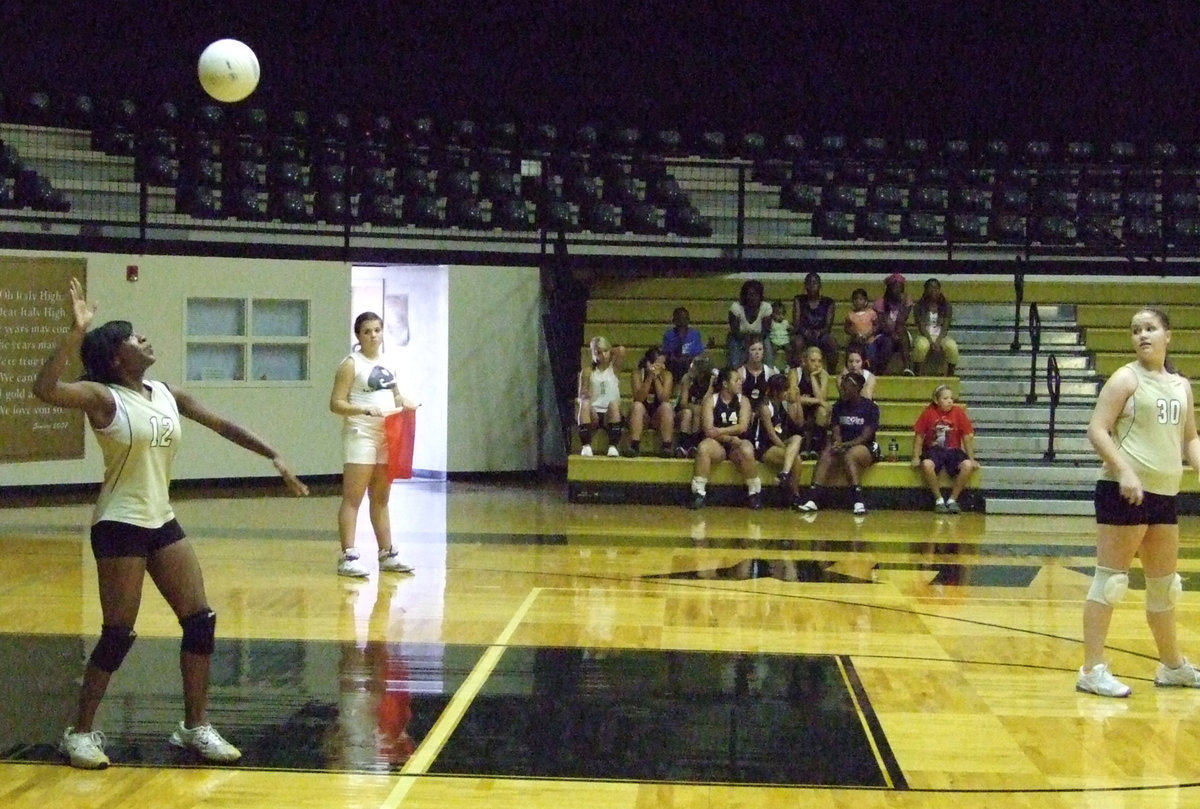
top-left (197, 39), bottom-right (260, 103)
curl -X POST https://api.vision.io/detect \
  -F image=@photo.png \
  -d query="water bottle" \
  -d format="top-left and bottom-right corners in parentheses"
top-left (887, 438), bottom-right (899, 462)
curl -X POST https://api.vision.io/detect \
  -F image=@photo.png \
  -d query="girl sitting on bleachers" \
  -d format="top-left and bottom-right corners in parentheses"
top-left (753, 373), bottom-right (804, 499)
top-left (788, 345), bottom-right (831, 459)
top-left (577, 336), bottom-right (626, 457)
top-left (674, 354), bottom-right (714, 458)
top-left (627, 346), bottom-right (676, 457)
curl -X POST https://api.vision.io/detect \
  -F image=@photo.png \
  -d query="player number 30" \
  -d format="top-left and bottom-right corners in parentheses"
top-left (1157, 398), bottom-right (1181, 425)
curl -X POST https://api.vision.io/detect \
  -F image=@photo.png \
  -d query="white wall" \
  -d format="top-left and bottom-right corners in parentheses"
top-left (0, 252), bottom-right (545, 486)
top-left (447, 264), bottom-right (542, 471)
top-left (1, 252), bottom-right (350, 486)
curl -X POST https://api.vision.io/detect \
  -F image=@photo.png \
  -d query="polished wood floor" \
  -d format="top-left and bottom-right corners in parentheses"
top-left (4, 477), bottom-right (1200, 808)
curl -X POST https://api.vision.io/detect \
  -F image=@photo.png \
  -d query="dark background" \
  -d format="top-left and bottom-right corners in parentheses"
top-left (3, 0), bottom-right (1200, 139)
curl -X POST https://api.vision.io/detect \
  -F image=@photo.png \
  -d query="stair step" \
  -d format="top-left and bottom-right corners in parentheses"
top-left (975, 435), bottom-right (1093, 454)
top-left (986, 498), bottom-right (1096, 515)
top-left (960, 354), bottom-right (1093, 372)
top-left (966, 405), bottom-right (1094, 425)
top-left (953, 329), bottom-right (1082, 348)
top-left (962, 379), bottom-right (1101, 398)
top-left (955, 303), bottom-right (1076, 324)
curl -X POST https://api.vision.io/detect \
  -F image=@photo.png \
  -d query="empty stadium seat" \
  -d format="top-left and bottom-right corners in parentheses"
top-left (901, 211), bottom-right (944, 241)
top-left (859, 211), bottom-right (900, 240)
top-left (493, 198), bottom-right (535, 231)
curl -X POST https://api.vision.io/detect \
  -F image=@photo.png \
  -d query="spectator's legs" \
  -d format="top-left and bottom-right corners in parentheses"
top-left (897, 329), bottom-right (914, 373)
top-left (919, 457), bottom-right (943, 501)
top-left (726, 334), bottom-right (748, 369)
top-left (949, 460), bottom-right (973, 503)
top-left (629, 401), bottom-right (648, 451)
top-left (911, 335), bottom-right (931, 374)
top-left (942, 336), bottom-right (959, 375)
top-left (818, 333), bottom-right (839, 374)
top-left (872, 334), bottom-right (895, 374)
top-left (604, 402), bottom-right (623, 455)
top-left (655, 402), bottom-right (676, 453)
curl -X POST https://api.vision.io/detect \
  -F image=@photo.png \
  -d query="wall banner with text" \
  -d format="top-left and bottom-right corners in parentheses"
top-left (0, 257), bottom-right (86, 462)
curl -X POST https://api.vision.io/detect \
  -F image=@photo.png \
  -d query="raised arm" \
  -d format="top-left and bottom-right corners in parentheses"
top-left (759, 402), bottom-right (785, 449)
top-left (31, 277), bottom-right (115, 426)
top-left (631, 366), bottom-right (654, 403)
top-left (170, 384), bottom-right (309, 496)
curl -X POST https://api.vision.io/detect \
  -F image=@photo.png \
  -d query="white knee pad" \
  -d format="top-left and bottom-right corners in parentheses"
top-left (1086, 566), bottom-right (1129, 606)
top-left (1145, 573), bottom-right (1183, 613)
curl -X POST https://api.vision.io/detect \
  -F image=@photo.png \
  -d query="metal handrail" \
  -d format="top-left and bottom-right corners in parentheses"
top-left (1044, 354), bottom-right (1062, 460)
top-left (1025, 302), bottom-right (1042, 404)
top-left (1011, 257), bottom-right (1025, 352)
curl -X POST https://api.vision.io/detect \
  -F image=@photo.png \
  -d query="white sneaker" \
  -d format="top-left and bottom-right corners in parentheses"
top-left (580, 445), bottom-right (594, 456)
top-left (337, 551), bottom-right (370, 578)
top-left (60, 727), bottom-right (108, 769)
top-left (794, 499), bottom-right (818, 512)
top-left (852, 501), bottom-right (867, 515)
top-left (1156, 658), bottom-right (1200, 688)
top-left (1076, 663), bottom-right (1132, 697)
top-left (378, 548), bottom-right (414, 574)
top-left (606, 445), bottom-right (620, 457)
top-left (169, 721), bottom-right (242, 762)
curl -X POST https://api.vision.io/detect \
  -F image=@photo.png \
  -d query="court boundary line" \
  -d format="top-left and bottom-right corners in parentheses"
top-left (379, 586), bottom-right (542, 808)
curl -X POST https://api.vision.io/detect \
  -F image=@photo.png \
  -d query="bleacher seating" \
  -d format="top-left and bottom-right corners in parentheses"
top-left (570, 276), bottom-right (989, 509)
top-left (18, 88), bottom-right (1200, 255)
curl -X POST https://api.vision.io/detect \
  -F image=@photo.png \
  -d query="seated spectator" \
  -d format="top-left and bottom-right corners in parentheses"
top-left (752, 373), bottom-right (804, 499)
top-left (727, 279), bottom-right (774, 368)
top-left (839, 345), bottom-right (877, 400)
top-left (843, 287), bottom-right (878, 357)
top-left (791, 271), bottom-right (839, 373)
top-left (675, 354), bottom-right (715, 458)
top-left (688, 367), bottom-right (763, 510)
top-left (911, 277), bottom-right (960, 375)
top-left (872, 273), bottom-right (914, 375)
top-left (792, 372), bottom-right (880, 515)
top-left (787, 345), bottom-right (831, 458)
top-left (767, 299), bottom-right (793, 361)
top-left (911, 384), bottom-right (980, 513)
top-left (737, 337), bottom-right (778, 412)
top-left (628, 346), bottom-right (676, 457)
top-left (577, 336), bottom-right (626, 457)
top-left (662, 306), bottom-right (705, 382)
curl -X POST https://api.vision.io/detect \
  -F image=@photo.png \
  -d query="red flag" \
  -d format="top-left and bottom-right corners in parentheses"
top-left (384, 409), bottom-right (416, 481)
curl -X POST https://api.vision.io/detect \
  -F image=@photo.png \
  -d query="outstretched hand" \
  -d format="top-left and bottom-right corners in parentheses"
top-left (68, 277), bottom-right (96, 332)
top-left (272, 457), bottom-right (310, 496)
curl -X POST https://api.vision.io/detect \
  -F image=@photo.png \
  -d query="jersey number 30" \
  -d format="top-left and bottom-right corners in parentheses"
top-left (1157, 398), bottom-right (1181, 425)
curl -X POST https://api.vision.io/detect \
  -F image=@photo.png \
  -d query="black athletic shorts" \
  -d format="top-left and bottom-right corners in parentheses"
top-left (1094, 480), bottom-right (1177, 526)
top-left (922, 446), bottom-right (969, 476)
top-left (91, 519), bottom-right (187, 559)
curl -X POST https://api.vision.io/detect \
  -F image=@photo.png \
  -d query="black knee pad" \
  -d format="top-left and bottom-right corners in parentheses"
top-left (89, 625), bottom-right (136, 673)
top-left (180, 609), bottom-right (217, 655)
top-left (605, 420), bottom-right (624, 442)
